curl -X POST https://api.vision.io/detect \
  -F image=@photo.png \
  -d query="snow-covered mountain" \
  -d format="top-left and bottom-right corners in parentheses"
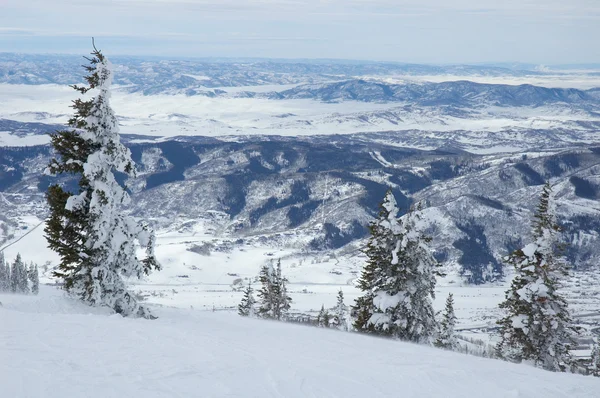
top-left (265, 79), bottom-right (600, 108)
top-left (1, 54), bottom-right (599, 285)
top-left (0, 134), bottom-right (598, 285)
top-left (2, 53), bottom-right (600, 397)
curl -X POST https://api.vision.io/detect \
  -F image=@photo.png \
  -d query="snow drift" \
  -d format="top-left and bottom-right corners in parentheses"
top-left (1, 287), bottom-right (598, 398)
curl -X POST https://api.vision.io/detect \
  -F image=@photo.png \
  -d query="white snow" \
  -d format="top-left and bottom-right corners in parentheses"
top-left (0, 132), bottom-right (52, 146)
top-left (1, 286), bottom-right (598, 398)
top-left (522, 243), bottom-right (538, 259)
top-left (1, 82), bottom-right (599, 153)
top-left (373, 290), bottom-right (405, 311)
top-left (0, 216), bottom-right (512, 322)
top-left (374, 73), bottom-right (600, 90)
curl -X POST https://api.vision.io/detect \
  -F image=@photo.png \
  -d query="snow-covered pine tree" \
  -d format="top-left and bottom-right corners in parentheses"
top-left (589, 340), bottom-right (600, 377)
top-left (353, 190), bottom-right (400, 334)
top-left (3, 256), bottom-right (10, 293)
top-left (317, 304), bottom-right (328, 327)
top-left (0, 253), bottom-right (8, 292)
top-left (9, 255), bottom-right (18, 293)
top-left (435, 293), bottom-right (458, 350)
top-left (274, 259), bottom-right (292, 320)
top-left (317, 305), bottom-right (323, 326)
top-left (18, 257), bottom-right (29, 294)
top-left (496, 182), bottom-right (576, 371)
top-left (256, 262), bottom-right (277, 319)
top-left (353, 191), bottom-right (441, 343)
top-left (324, 309), bottom-right (331, 327)
top-left (10, 254), bottom-right (29, 294)
top-left (256, 259), bottom-right (292, 320)
top-left (238, 280), bottom-right (256, 317)
top-left (28, 263), bottom-right (40, 295)
top-left (333, 289), bottom-right (348, 331)
top-left (45, 44), bottom-right (160, 318)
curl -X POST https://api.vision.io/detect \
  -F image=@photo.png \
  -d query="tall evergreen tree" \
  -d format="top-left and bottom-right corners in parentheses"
top-left (238, 280), bottom-right (256, 317)
top-left (256, 259), bottom-right (292, 320)
top-left (333, 289), bottom-right (348, 331)
top-left (496, 182), bottom-right (576, 371)
top-left (45, 44), bottom-right (160, 318)
top-left (10, 254), bottom-right (20, 293)
top-left (353, 191), bottom-right (441, 343)
top-left (435, 293), bottom-right (458, 350)
top-left (18, 256), bottom-right (29, 294)
top-left (28, 264), bottom-right (40, 295)
top-left (257, 262), bottom-right (276, 319)
top-left (275, 260), bottom-right (292, 319)
top-left (353, 190), bottom-right (399, 334)
top-left (0, 253), bottom-right (8, 292)
top-left (9, 254), bottom-right (28, 294)
top-left (4, 256), bottom-right (10, 293)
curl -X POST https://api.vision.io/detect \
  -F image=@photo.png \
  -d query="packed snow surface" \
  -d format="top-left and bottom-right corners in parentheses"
top-left (1, 287), bottom-right (598, 398)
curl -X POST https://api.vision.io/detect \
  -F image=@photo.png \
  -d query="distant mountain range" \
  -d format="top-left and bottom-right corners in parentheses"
top-left (3, 53), bottom-right (598, 107)
top-left (263, 79), bottom-right (600, 108)
top-left (0, 53), bottom-right (567, 92)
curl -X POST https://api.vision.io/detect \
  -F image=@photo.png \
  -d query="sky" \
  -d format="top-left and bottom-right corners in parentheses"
top-left (0, 0), bottom-right (599, 64)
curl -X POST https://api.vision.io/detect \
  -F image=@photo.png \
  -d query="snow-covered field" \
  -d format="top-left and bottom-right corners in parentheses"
top-left (2, 80), bottom-right (599, 149)
top-left (376, 73), bottom-right (600, 89)
top-left (4, 216), bottom-right (599, 340)
top-left (1, 286), bottom-right (599, 398)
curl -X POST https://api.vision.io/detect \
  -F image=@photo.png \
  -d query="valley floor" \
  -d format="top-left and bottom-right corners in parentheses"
top-left (3, 217), bottom-right (600, 353)
top-left (1, 287), bottom-right (599, 398)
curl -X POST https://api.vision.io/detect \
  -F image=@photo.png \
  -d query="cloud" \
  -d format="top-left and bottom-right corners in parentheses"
top-left (7, 0), bottom-right (599, 17)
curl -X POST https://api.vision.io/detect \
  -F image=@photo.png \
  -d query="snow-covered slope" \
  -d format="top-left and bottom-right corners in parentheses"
top-left (1, 137), bottom-right (599, 284)
top-left (1, 287), bottom-right (598, 398)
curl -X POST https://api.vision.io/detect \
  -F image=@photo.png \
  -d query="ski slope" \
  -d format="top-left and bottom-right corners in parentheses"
top-left (1, 287), bottom-right (598, 398)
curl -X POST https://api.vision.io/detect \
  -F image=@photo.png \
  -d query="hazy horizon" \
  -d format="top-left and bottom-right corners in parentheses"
top-left (3, 51), bottom-right (600, 70)
top-left (1, 0), bottom-right (599, 64)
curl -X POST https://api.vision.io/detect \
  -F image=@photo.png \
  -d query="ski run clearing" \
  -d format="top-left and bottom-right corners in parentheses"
top-left (1, 287), bottom-right (599, 398)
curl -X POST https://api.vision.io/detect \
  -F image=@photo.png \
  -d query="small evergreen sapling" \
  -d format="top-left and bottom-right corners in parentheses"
top-left (435, 293), bottom-right (458, 350)
top-left (317, 305), bottom-right (324, 326)
top-left (9, 255), bottom-right (19, 293)
top-left (19, 257), bottom-right (29, 294)
top-left (322, 310), bottom-right (330, 328)
top-left (589, 340), bottom-right (600, 377)
top-left (496, 182), bottom-right (576, 372)
top-left (333, 289), bottom-right (348, 331)
top-left (238, 280), bottom-right (256, 317)
top-left (276, 261), bottom-right (292, 319)
top-left (0, 253), bottom-right (9, 292)
top-left (317, 304), bottom-right (331, 328)
top-left (28, 264), bottom-right (40, 295)
top-left (18, 256), bottom-right (30, 293)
